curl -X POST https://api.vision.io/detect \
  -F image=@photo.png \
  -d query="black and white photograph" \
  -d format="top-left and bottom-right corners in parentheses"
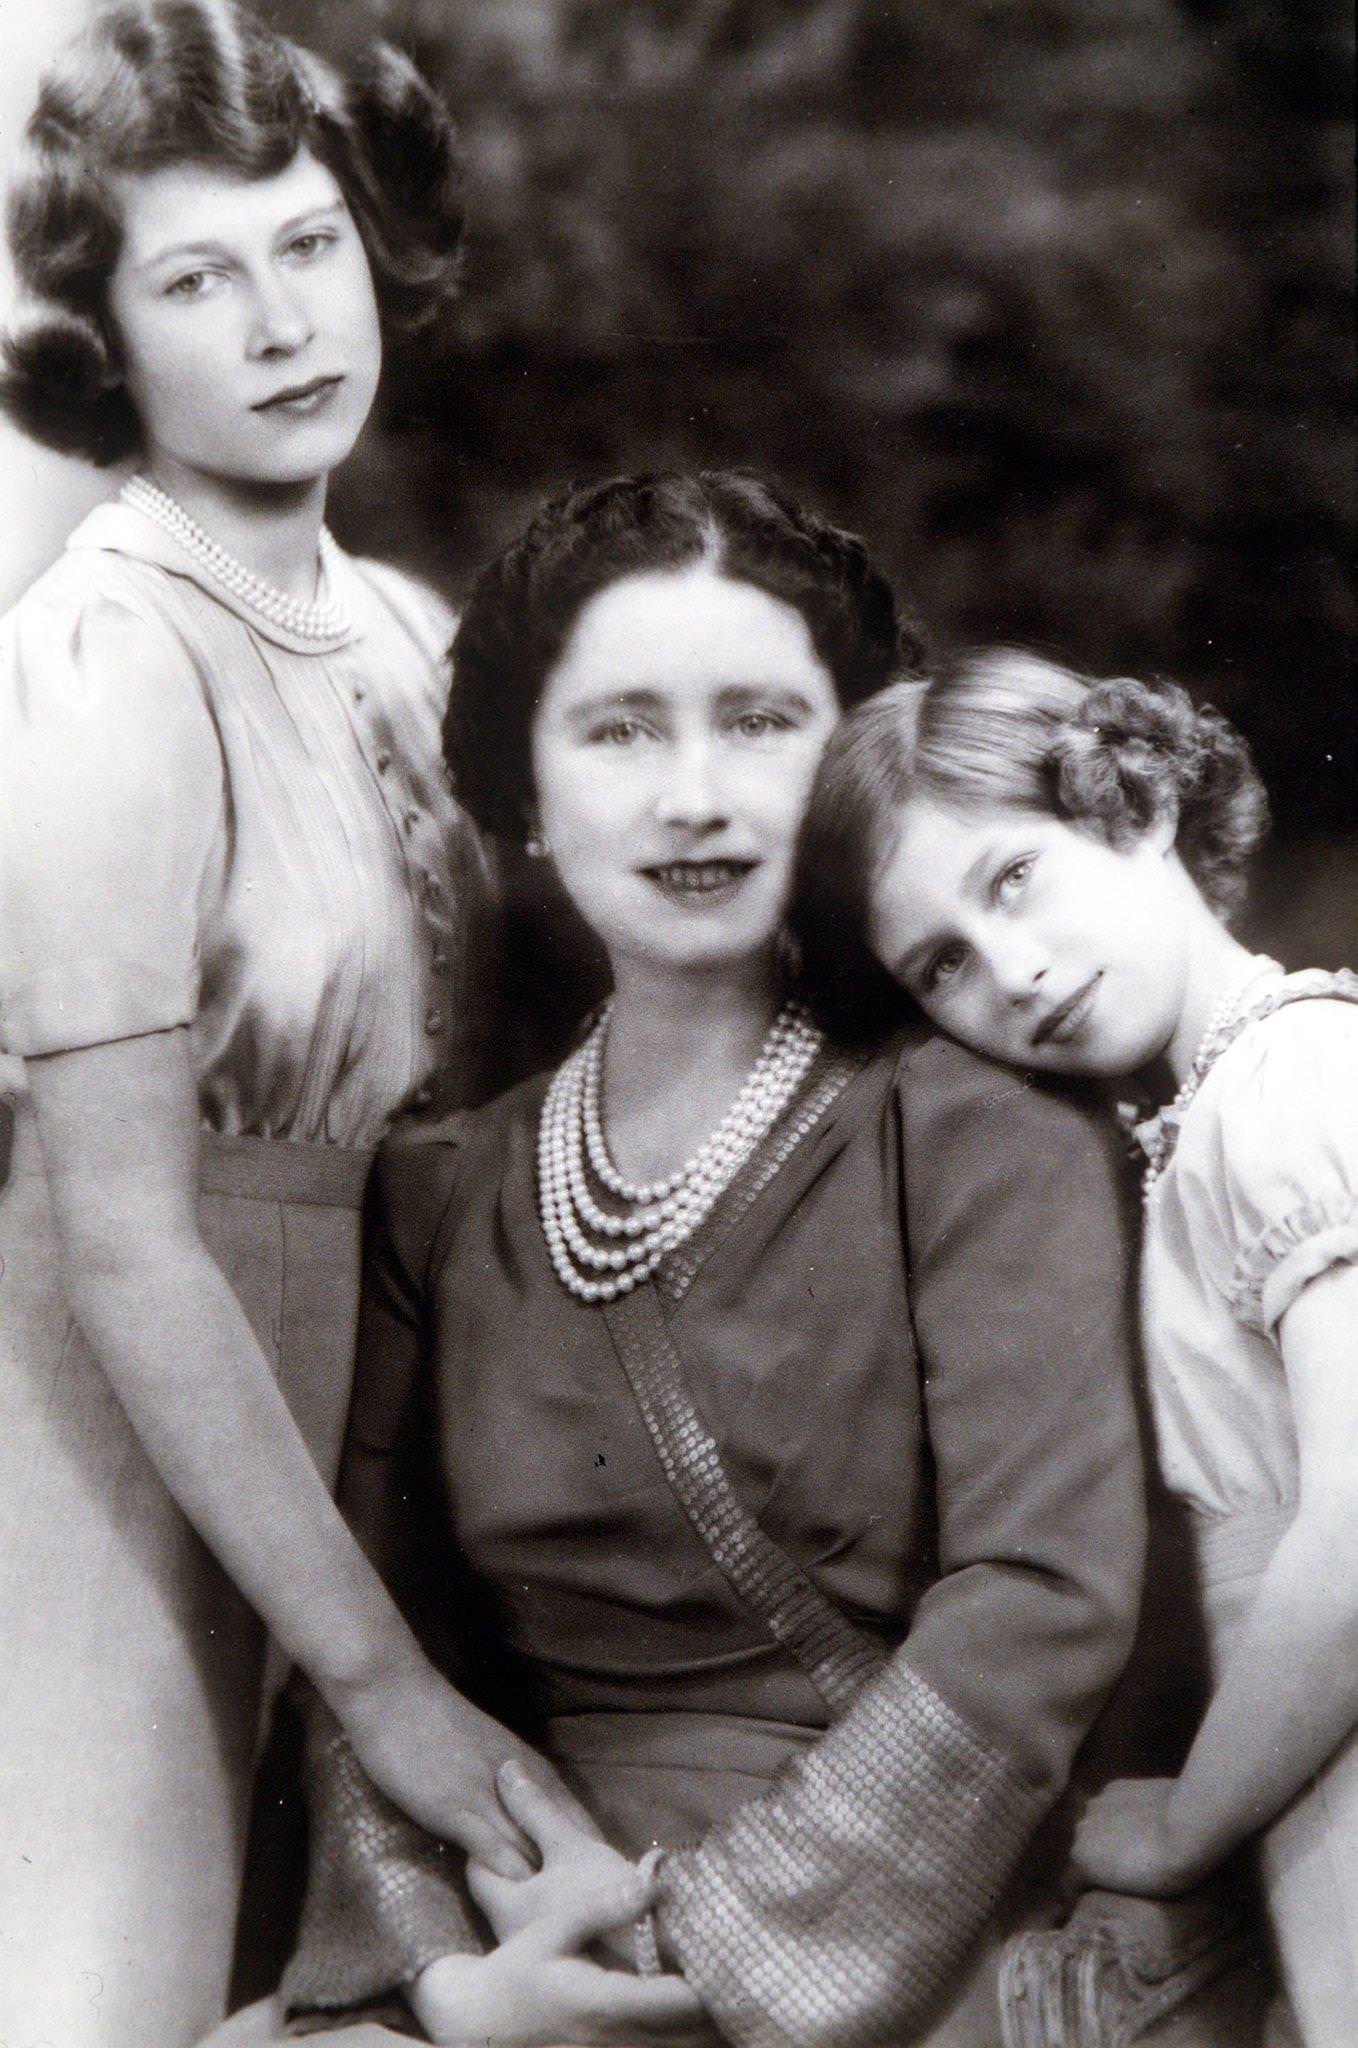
top-left (1, 3), bottom-right (1354, 2045)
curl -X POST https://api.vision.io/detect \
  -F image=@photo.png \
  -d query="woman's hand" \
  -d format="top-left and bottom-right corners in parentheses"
top-left (1072, 1777), bottom-right (1208, 1897)
top-left (411, 1874), bottom-right (710, 2048)
top-left (339, 1667), bottom-right (603, 1880)
top-left (466, 1761), bottom-right (641, 1941)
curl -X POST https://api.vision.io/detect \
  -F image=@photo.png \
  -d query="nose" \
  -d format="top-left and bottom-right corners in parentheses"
top-left (653, 737), bottom-right (729, 832)
top-left (247, 269), bottom-right (313, 358)
top-left (988, 927), bottom-right (1049, 1003)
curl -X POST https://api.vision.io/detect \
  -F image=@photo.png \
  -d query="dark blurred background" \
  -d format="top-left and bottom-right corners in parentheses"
top-left (267, 0), bottom-right (1354, 970)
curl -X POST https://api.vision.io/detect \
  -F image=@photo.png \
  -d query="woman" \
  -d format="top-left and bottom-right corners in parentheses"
top-left (234, 473), bottom-right (1148, 2046)
top-left (0, 8), bottom-right (571, 2044)
top-left (796, 653), bottom-right (1356, 2045)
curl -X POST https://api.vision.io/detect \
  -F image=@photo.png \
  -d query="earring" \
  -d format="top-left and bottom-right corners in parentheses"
top-left (525, 832), bottom-right (551, 859)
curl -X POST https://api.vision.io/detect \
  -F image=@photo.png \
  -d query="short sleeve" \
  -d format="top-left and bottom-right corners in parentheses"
top-left (0, 560), bottom-right (223, 1057)
top-left (1210, 997), bottom-right (1358, 1335)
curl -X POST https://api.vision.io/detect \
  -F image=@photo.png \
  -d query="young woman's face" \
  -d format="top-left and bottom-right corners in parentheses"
top-left (106, 149), bottom-right (381, 488)
top-left (531, 562), bottom-right (841, 984)
top-left (868, 796), bottom-right (1191, 1078)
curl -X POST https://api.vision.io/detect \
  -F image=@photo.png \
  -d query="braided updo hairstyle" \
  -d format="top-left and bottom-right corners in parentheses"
top-left (1, 0), bottom-right (465, 465)
top-left (446, 470), bottom-right (925, 845)
top-left (794, 647), bottom-right (1269, 1039)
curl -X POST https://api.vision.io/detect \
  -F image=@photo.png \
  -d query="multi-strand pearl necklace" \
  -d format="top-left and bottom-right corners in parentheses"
top-left (122, 475), bottom-right (352, 642)
top-left (538, 1002), bottom-right (824, 1302)
top-left (1138, 957), bottom-right (1277, 1200)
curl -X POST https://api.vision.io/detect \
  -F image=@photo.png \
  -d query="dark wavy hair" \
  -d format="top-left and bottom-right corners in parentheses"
top-left (0, 0), bottom-right (465, 465)
top-left (446, 469), bottom-right (925, 845)
top-left (794, 647), bottom-right (1271, 1041)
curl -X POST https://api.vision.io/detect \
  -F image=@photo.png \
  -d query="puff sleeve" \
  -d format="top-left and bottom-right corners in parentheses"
top-left (1207, 995), bottom-right (1358, 1337)
top-left (0, 559), bottom-right (223, 1057)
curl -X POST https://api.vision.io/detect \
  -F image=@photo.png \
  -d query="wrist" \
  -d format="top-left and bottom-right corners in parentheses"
top-left (319, 1619), bottom-right (430, 1723)
top-left (1161, 1785), bottom-right (1227, 1890)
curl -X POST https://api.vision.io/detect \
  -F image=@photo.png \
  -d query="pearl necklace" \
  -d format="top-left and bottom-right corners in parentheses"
top-left (1139, 957), bottom-right (1277, 1200)
top-left (538, 1002), bottom-right (824, 1302)
top-left (122, 475), bottom-right (352, 642)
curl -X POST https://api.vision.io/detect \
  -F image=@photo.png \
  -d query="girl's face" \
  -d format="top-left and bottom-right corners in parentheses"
top-left (531, 562), bottom-right (841, 985)
top-left (868, 796), bottom-right (1191, 1078)
top-left (106, 148), bottom-right (381, 489)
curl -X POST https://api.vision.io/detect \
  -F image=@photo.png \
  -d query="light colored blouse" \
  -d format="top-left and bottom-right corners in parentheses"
top-left (0, 499), bottom-right (476, 1147)
top-left (1140, 963), bottom-right (1358, 1518)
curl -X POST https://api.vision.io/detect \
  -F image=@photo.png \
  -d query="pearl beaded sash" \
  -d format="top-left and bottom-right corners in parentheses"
top-left (538, 1002), bottom-right (825, 1302)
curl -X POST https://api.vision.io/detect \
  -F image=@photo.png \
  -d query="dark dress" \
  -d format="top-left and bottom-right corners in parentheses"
top-left (283, 1028), bottom-right (1146, 2047)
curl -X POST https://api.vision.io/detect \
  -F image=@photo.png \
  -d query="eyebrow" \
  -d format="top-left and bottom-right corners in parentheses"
top-left (136, 202), bottom-right (347, 274)
top-left (560, 688), bottom-right (666, 727)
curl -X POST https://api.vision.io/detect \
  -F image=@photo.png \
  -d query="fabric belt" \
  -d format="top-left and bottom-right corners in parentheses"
top-left (1, 1098), bottom-right (373, 1209)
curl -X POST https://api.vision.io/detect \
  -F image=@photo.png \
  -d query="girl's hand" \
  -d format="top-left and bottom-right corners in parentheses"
top-left (1072, 1776), bottom-right (1209, 1897)
top-left (467, 1761), bottom-right (641, 1945)
top-left (338, 1660), bottom-right (602, 1880)
top-left (411, 1874), bottom-right (710, 2047)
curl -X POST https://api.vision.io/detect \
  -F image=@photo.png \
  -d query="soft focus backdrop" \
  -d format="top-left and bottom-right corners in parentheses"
top-left (4, 0), bottom-right (1354, 960)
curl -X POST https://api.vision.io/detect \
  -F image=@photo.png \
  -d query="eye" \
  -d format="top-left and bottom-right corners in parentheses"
top-left (589, 715), bottom-right (650, 746)
top-left (163, 267), bottom-right (220, 301)
top-left (284, 228), bottom-right (339, 263)
top-left (922, 943), bottom-right (969, 993)
top-left (729, 708), bottom-right (791, 739)
top-left (995, 855), bottom-right (1035, 902)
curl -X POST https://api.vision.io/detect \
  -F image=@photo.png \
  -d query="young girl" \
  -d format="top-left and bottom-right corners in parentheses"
top-left (0, 6), bottom-right (572, 2042)
top-left (795, 649), bottom-right (1358, 2045)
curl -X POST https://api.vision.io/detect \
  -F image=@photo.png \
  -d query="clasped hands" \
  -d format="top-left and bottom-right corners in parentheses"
top-left (410, 1763), bottom-right (713, 2048)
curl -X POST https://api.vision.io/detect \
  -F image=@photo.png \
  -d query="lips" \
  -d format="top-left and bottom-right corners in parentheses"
top-left (641, 859), bottom-right (758, 900)
top-left (252, 374), bottom-right (343, 414)
top-left (1033, 971), bottom-right (1102, 1047)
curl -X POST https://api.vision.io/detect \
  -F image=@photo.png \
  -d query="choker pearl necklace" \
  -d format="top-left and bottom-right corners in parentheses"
top-left (538, 1002), bottom-right (824, 1303)
top-left (122, 475), bottom-right (352, 642)
top-left (1139, 957), bottom-right (1278, 1200)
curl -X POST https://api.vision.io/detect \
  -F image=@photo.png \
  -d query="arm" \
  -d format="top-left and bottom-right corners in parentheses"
top-left (650, 1043), bottom-right (1146, 2048)
top-left (283, 1135), bottom-right (605, 2019)
top-left (1076, 1260), bottom-right (1358, 1892)
top-left (26, 1030), bottom-right (535, 1874)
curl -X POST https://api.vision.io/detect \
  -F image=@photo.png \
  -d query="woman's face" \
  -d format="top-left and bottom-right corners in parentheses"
top-left (868, 796), bottom-right (1191, 1078)
top-left (106, 148), bottom-right (381, 488)
top-left (531, 562), bottom-right (841, 984)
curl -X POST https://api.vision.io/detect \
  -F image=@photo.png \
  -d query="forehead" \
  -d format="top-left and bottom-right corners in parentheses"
top-left (870, 798), bottom-right (1027, 937)
top-left (112, 148), bottom-right (342, 261)
top-left (541, 563), bottom-right (835, 708)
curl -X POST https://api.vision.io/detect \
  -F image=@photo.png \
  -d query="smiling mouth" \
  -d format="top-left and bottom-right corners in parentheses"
top-left (641, 860), bottom-right (758, 901)
top-left (1033, 972), bottom-right (1103, 1047)
top-left (253, 375), bottom-right (343, 414)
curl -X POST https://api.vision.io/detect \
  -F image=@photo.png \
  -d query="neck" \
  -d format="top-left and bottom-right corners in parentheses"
top-left (600, 954), bottom-right (786, 1181)
top-left (141, 456), bottom-right (328, 602)
top-left (1162, 913), bottom-right (1266, 1090)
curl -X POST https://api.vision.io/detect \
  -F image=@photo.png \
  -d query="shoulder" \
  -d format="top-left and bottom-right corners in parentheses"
top-left (3, 543), bottom-right (207, 728)
top-left (374, 1072), bottom-right (551, 1269)
top-left (347, 553), bottom-right (457, 661)
top-left (890, 1023), bottom-right (1115, 1157)
top-left (1185, 970), bottom-right (1358, 1224)
top-left (1195, 973), bottom-right (1358, 1167)
top-left (1184, 973), bottom-right (1358, 1331)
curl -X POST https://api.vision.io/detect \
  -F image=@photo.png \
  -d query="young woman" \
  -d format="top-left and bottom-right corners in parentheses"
top-left (225, 474), bottom-right (1148, 2048)
top-left (796, 650), bottom-right (1358, 2045)
top-left (0, 7), bottom-right (573, 2043)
